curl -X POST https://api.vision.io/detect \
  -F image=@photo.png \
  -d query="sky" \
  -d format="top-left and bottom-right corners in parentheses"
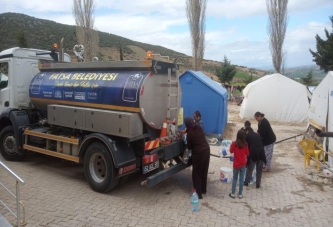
top-left (1, 0), bottom-right (332, 69)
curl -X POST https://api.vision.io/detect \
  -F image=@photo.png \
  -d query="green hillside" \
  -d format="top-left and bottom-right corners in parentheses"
top-left (0, 12), bottom-right (186, 59)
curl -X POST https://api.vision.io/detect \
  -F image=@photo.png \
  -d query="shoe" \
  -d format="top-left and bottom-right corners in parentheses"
top-left (262, 168), bottom-right (270, 172)
top-left (244, 182), bottom-right (248, 186)
top-left (238, 195), bottom-right (243, 199)
top-left (229, 193), bottom-right (235, 199)
top-left (256, 185), bottom-right (260, 189)
top-left (199, 195), bottom-right (203, 199)
top-left (202, 191), bottom-right (207, 194)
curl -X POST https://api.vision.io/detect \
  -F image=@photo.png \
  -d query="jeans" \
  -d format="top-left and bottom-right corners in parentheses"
top-left (231, 166), bottom-right (246, 196)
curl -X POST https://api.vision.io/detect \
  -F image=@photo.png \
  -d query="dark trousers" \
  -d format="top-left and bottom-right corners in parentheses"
top-left (192, 149), bottom-right (210, 197)
top-left (245, 159), bottom-right (263, 187)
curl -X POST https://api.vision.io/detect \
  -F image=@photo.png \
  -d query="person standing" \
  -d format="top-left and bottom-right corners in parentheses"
top-left (244, 126), bottom-right (266, 188)
top-left (184, 117), bottom-right (210, 199)
top-left (193, 110), bottom-right (204, 132)
top-left (240, 120), bottom-right (251, 131)
top-left (229, 129), bottom-right (249, 199)
top-left (254, 111), bottom-right (276, 172)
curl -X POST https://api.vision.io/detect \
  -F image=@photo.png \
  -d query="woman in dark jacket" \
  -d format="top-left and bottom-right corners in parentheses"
top-left (184, 117), bottom-right (210, 199)
top-left (244, 126), bottom-right (266, 188)
top-left (254, 111), bottom-right (276, 172)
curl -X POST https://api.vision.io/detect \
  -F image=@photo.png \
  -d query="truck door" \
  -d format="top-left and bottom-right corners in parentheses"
top-left (0, 62), bottom-right (10, 113)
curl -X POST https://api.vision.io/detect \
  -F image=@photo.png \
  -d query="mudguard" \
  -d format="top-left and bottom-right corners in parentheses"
top-left (79, 133), bottom-right (136, 168)
top-left (0, 109), bottom-right (30, 153)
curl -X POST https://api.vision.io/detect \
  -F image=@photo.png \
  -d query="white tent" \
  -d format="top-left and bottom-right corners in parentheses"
top-left (239, 73), bottom-right (310, 122)
top-left (309, 71), bottom-right (333, 167)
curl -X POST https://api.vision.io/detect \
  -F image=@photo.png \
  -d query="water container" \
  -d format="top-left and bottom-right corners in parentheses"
top-left (221, 147), bottom-right (227, 157)
top-left (182, 149), bottom-right (190, 164)
top-left (323, 168), bottom-right (333, 177)
top-left (220, 167), bottom-right (232, 183)
top-left (249, 165), bottom-right (256, 184)
top-left (250, 168), bottom-right (256, 184)
top-left (230, 153), bottom-right (234, 162)
top-left (183, 134), bottom-right (187, 144)
top-left (190, 189), bottom-right (199, 212)
top-left (222, 140), bottom-right (232, 147)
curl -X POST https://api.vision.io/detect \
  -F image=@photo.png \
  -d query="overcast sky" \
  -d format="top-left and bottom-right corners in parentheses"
top-left (1, 0), bottom-right (332, 69)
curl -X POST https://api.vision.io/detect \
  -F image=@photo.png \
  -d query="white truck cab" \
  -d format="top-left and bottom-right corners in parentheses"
top-left (0, 47), bottom-right (70, 113)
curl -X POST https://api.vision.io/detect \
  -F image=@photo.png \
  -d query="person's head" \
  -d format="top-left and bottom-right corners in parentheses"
top-left (193, 111), bottom-right (201, 122)
top-left (235, 129), bottom-right (247, 148)
top-left (254, 111), bottom-right (265, 122)
top-left (184, 117), bottom-right (195, 129)
top-left (245, 126), bottom-right (253, 134)
top-left (244, 120), bottom-right (251, 128)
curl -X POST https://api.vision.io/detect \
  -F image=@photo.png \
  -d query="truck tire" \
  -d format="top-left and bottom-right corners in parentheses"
top-left (0, 126), bottom-right (25, 161)
top-left (84, 142), bottom-right (119, 193)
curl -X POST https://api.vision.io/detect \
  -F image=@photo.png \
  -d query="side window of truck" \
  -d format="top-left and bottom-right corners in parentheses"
top-left (0, 62), bottom-right (9, 89)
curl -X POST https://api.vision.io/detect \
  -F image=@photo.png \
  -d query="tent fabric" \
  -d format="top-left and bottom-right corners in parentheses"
top-left (309, 71), bottom-right (333, 167)
top-left (179, 70), bottom-right (228, 134)
top-left (309, 71), bottom-right (333, 127)
top-left (239, 73), bottom-right (309, 122)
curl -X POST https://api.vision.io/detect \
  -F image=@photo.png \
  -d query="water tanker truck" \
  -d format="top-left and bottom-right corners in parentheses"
top-left (0, 46), bottom-right (187, 192)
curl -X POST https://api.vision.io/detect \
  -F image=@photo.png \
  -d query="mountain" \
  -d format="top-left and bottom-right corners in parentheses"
top-left (282, 65), bottom-right (326, 80)
top-left (260, 64), bottom-right (326, 82)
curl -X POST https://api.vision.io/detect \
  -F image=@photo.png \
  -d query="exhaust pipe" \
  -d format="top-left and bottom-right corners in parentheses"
top-left (315, 129), bottom-right (333, 138)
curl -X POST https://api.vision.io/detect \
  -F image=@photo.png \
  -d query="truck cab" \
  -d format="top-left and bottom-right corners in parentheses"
top-left (0, 47), bottom-right (70, 113)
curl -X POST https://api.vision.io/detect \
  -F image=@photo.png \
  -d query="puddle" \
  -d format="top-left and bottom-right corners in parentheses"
top-left (295, 175), bottom-right (325, 192)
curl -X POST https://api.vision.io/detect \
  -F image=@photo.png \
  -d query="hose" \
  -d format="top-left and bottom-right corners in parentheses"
top-left (274, 134), bottom-right (303, 144)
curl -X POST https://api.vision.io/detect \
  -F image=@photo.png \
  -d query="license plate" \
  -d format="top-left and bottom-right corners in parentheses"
top-left (142, 161), bottom-right (159, 174)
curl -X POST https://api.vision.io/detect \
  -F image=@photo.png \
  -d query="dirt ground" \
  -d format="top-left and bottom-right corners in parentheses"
top-left (223, 101), bottom-right (308, 139)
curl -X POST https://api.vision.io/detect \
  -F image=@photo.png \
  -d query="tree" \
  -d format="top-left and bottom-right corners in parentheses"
top-left (16, 31), bottom-right (28, 48)
top-left (186, 0), bottom-right (207, 71)
top-left (72, 0), bottom-right (99, 62)
top-left (300, 69), bottom-right (315, 86)
top-left (309, 15), bottom-right (333, 73)
top-left (242, 74), bottom-right (254, 85)
top-left (215, 56), bottom-right (236, 84)
top-left (266, 0), bottom-right (289, 73)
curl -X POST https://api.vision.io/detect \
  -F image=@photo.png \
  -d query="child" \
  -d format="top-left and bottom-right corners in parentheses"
top-left (229, 129), bottom-right (249, 199)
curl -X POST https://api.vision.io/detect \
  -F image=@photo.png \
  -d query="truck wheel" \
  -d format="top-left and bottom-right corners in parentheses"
top-left (84, 142), bottom-right (119, 193)
top-left (0, 126), bottom-right (25, 161)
